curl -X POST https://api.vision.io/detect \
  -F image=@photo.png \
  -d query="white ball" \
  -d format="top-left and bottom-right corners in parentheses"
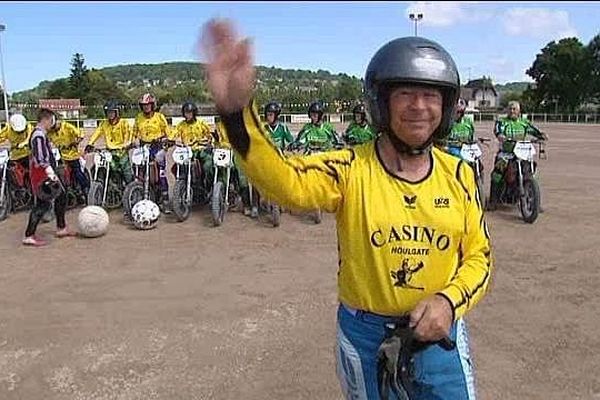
top-left (78, 205), bottom-right (109, 238)
top-left (131, 199), bottom-right (160, 230)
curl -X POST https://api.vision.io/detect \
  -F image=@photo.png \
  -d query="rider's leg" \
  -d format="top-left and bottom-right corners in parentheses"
top-left (118, 153), bottom-right (134, 184)
top-left (335, 304), bottom-right (476, 400)
top-left (235, 161), bottom-right (251, 216)
top-left (68, 160), bottom-right (90, 193)
top-left (487, 152), bottom-right (505, 211)
top-left (155, 148), bottom-right (171, 213)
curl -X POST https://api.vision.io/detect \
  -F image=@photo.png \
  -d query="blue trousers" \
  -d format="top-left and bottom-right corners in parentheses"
top-left (336, 304), bottom-right (477, 400)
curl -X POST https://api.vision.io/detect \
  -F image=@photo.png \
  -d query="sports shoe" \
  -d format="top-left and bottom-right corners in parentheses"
top-left (56, 228), bottom-right (78, 238)
top-left (22, 236), bottom-right (48, 247)
top-left (243, 207), bottom-right (252, 216)
top-left (251, 206), bottom-right (259, 219)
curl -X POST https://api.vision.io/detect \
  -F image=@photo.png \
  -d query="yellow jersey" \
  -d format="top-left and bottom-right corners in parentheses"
top-left (133, 112), bottom-right (170, 143)
top-left (172, 119), bottom-right (213, 150)
top-left (89, 118), bottom-right (133, 150)
top-left (221, 102), bottom-right (493, 320)
top-left (0, 123), bottom-right (34, 161)
top-left (48, 121), bottom-right (84, 161)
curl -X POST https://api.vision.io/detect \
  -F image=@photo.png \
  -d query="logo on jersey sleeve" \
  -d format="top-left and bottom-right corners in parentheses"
top-left (390, 258), bottom-right (425, 291)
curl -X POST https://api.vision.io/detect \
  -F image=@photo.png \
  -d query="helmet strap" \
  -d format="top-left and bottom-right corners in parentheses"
top-left (387, 131), bottom-right (433, 156)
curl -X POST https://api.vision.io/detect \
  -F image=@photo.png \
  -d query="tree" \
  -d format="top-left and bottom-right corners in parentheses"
top-left (525, 38), bottom-right (593, 112)
top-left (84, 69), bottom-right (125, 106)
top-left (588, 33), bottom-right (600, 101)
top-left (499, 91), bottom-right (523, 109)
top-left (46, 78), bottom-right (71, 99)
top-left (69, 53), bottom-right (90, 101)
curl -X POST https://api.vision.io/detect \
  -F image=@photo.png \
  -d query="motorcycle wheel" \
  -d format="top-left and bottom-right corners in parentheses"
top-left (211, 181), bottom-right (225, 226)
top-left (0, 188), bottom-right (11, 221)
top-left (88, 181), bottom-right (104, 207)
top-left (520, 178), bottom-right (540, 224)
top-left (123, 181), bottom-right (145, 218)
top-left (172, 180), bottom-right (191, 222)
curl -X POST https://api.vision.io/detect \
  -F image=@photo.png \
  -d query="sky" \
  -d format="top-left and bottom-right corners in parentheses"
top-left (1, 1), bottom-right (599, 94)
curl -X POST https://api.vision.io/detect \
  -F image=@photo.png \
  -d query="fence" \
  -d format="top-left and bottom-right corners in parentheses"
top-left (470, 113), bottom-right (600, 124)
top-left (3, 112), bottom-right (600, 131)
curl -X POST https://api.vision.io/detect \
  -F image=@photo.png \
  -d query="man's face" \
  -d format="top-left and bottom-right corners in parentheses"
top-left (354, 112), bottom-right (364, 124)
top-left (266, 112), bottom-right (276, 125)
top-left (388, 85), bottom-right (443, 148)
top-left (108, 110), bottom-right (118, 122)
top-left (184, 111), bottom-right (194, 121)
top-left (310, 112), bottom-right (320, 124)
top-left (40, 116), bottom-right (54, 131)
top-left (508, 104), bottom-right (520, 119)
top-left (142, 103), bottom-right (153, 114)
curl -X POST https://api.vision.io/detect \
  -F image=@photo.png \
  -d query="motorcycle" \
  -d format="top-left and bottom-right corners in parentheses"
top-left (170, 144), bottom-right (211, 222)
top-left (52, 147), bottom-right (90, 210)
top-left (123, 143), bottom-right (166, 219)
top-left (444, 138), bottom-right (491, 207)
top-left (0, 148), bottom-right (33, 221)
top-left (87, 148), bottom-right (128, 210)
top-left (288, 138), bottom-right (343, 224)
top-left (210, 144), bottom-right (241, 227)
top-left (249, 183), bottom-right (281, 227)
top-left (493, 138), bottom-right (546, 224)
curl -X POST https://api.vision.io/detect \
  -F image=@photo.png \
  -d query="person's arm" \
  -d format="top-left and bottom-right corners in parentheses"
top-left (160, 113), bottom-right (171, 139)
top-left (282, 124), bottom-right (294, 148)
top-left (468, 120), bottom-right (475, 142)
top-left (525, 121), bottom-right (546, 140)
top-left (437, 161), bottom-right (493, 320)
top-left (88, 124), bottom-right (104, 147)
top-left (219, 101), bottom-right (352, 212)
top-left (0, 126), bottom-right (8, 144)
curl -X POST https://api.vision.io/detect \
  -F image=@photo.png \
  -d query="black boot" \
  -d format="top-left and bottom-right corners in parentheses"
top-left (486, 181), bottom-right (501, 211)
top-left (161, 191), bottom-right (172, 214)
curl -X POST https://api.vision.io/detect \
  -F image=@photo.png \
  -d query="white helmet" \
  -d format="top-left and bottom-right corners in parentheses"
top-left (9, 114), bottom-right (27, 133)
top-left (131, 199), bottom-right (160, 230)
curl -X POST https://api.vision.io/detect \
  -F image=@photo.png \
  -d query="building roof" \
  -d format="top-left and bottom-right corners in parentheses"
top-left (464, 79), bottom-right (498, 96)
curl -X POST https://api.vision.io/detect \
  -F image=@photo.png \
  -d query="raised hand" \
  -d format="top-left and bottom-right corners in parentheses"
top-left (200, 19), bottom-right (256, 114)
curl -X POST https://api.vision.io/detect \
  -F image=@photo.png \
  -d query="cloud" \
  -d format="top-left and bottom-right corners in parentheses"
top-left (405, 2), bottom-right (494, 27)
top-left (502, 8), bottom-right (578, 40)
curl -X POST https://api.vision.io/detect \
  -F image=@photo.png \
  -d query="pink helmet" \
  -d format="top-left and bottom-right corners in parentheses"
top-left (139, 93), bottom-right (156, 111)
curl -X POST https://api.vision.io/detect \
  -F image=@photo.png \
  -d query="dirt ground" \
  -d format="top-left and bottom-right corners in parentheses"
top-left (0, 122), bottom-right (599, 400)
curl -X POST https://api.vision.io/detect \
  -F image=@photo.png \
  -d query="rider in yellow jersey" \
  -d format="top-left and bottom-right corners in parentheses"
top-left (1, 113), bottom-right (33, 171)
top-left (133, 93), bottom-right (172, 213)
top-left (172, 101), bottom-right (214, 188)
top-left (86, 100), bottom-right (135, 184)
top-left (203, 20), bottom-right (492, 400)
top-left (47, 118), bottom-right (90, 194)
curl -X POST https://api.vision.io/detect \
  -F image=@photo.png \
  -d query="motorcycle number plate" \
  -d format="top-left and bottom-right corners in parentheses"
top-left (131, 147), bottom-right (150, 165)
top-left (94, 151), bottom-right (112, 167)
top-left (172, 146), bottom-right (193, 165)
top-left (513, 141), bottom-right (536, 161)
top-left (52, 147), bottom-right (61, 161)
top-left (460, 143), bottom-right (482, 163)
top-left (0, 149), bottom-right (8, 165)
top-left (213, 148), bottom-right (233, 168)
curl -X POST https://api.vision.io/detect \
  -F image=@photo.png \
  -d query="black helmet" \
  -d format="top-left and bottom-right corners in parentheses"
top-left (308, 101), bottom-right (324, 119)
top-left (181, 101), bottom-right (198, 117)
top-left (103, 100), bottom-right (120, 117)
top-left (264, 101), bottom-right (282, 119)
top-left (353, 103), bottom-right (367, 116)
top-left (364, 36), bottom-right (460, 153)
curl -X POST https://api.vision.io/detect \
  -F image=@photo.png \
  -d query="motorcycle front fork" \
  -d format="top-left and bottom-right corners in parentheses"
top-left (0, 166), bottom-right (7, 206)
